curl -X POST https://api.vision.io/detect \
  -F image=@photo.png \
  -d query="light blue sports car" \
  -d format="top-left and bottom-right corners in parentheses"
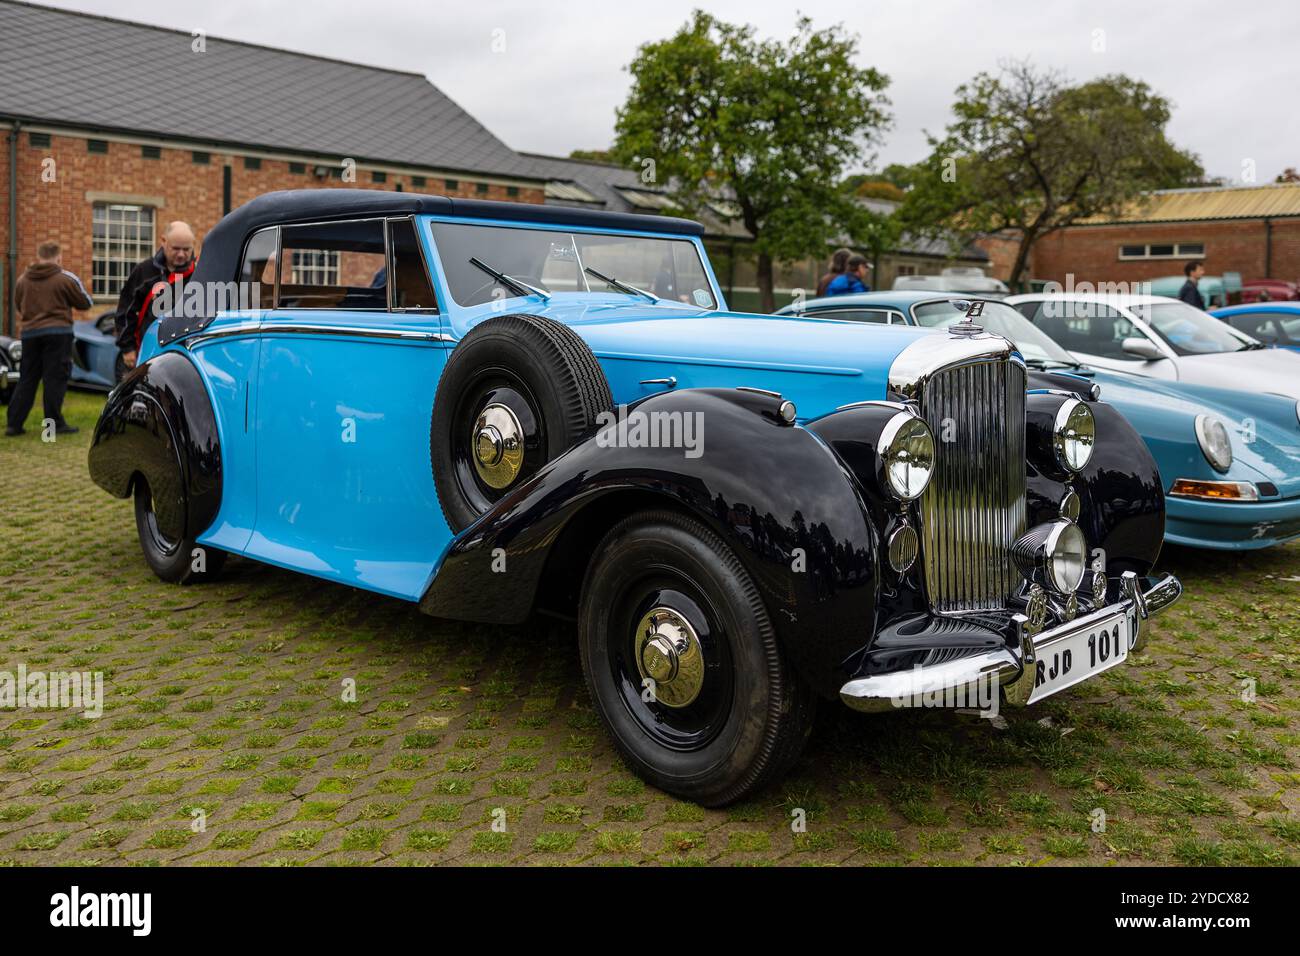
top-left (779, 291), bottom-right (1300, 551)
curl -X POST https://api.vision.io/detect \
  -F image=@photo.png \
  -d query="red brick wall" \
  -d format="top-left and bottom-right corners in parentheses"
top-left (973, 233), bottom-right (1024, 284)
top-left (1031, 219), bottom-right (1300, 289)
top-left (0, 129), bottom-right (544, 333)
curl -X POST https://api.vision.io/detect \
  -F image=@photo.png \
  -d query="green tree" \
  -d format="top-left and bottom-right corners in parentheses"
top-left (568, 148), bottom-right (615, 164)
top-left (899, 62), bottom-right (1202, 287)
top-left (612, 11), bottom-right (891, 311)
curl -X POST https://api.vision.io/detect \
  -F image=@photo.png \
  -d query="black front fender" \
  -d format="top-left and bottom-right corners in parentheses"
top-left (87, 350), bottom-right (222, 541)
top-left (420, 387), bottom-right (881, 697)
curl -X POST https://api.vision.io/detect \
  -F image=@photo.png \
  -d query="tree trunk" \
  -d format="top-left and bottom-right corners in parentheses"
top-left (756, 250), bottom-right (776, 313)
top-left (1008, 230), bottom-right (1037, 291)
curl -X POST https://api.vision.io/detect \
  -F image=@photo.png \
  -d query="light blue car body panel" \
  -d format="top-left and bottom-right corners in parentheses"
top-left (779, 291), bottom-right (1300, 550)
top-left (137, 215), bottom-right (932, 601)
top-left (70, 315), bottom-right (118, 389)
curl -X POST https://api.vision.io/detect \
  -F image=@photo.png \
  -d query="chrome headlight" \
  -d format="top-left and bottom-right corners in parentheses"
top-left (1194, 414), bottom-right (1232, 473)
top-left (8, 340), bottom-right (21, 364)
top-left (1012, 520), bottom-right (1087, 594)
top-left (880, 412), bottom-right (935, 501)
top-left (1053, 399), bottom-right (1095, 473)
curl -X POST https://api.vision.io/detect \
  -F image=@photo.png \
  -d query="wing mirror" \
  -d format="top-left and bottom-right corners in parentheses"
top-left (1121, 337), bottom-right (1163, 360)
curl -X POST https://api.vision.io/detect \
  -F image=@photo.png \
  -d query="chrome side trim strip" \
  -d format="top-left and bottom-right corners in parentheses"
top-left (183, 324), bottom-right (455, 349)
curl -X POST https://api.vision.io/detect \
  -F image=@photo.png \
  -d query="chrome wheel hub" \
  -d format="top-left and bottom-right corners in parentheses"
top-left (472, 403), bottom-right (524, 489)
top-left (634, 606), bottom-right (704, 708)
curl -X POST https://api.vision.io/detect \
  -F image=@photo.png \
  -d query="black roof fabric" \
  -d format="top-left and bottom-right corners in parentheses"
top-left (0, 0), bottom-right (539, 179)
top-left (159, 189), bottom-right (705, 344)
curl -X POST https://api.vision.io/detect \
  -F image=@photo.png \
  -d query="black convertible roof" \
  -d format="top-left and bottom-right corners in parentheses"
top-left (192, 189), bottom-right (705, 287)
top-left (161, 190), bottom-right (706, 345)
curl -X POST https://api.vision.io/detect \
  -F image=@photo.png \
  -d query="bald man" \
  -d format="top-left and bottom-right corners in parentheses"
top-left (113, 221), bottom-right (198, 375)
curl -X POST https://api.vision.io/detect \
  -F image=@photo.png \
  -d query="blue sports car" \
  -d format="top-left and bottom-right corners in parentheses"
top-left (779, 291), bottom-right (1300, 551)
top-left (1211, 301), bottom-right (1300, 352)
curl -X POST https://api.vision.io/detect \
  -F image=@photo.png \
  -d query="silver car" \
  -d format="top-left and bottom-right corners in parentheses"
top-left (1008, 292), bottom-right (1300, 401)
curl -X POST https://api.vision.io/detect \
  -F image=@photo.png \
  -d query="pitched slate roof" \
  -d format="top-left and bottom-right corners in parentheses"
top-left (0, 0), bottom-right (540, 180)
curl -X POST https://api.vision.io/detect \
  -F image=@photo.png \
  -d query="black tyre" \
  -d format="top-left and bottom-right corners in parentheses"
top-left (430, 314), bottom-right (612, 532)
top-left (579, 510), bottom-right (815, 806)
top-left (133, 478), bottom-right (226, 583)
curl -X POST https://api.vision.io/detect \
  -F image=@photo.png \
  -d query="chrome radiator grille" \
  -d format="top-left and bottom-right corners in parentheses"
top-left (918, 358), bottom-right (1027, 612)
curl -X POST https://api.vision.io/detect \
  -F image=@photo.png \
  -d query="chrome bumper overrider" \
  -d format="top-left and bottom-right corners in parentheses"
top-left (839, 571), bottom-right (1182, 713)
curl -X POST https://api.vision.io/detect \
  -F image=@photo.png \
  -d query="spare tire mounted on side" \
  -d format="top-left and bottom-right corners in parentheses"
top-left (430, 313), bottom-right (613, 532)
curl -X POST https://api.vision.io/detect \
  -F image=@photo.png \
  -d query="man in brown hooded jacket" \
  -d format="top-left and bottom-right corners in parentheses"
top-left (5, 241), bottom-right (93, 437)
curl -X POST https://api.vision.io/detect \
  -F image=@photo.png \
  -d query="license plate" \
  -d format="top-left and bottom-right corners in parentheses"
top-left (1028, 609), bottom-right (1130, 704)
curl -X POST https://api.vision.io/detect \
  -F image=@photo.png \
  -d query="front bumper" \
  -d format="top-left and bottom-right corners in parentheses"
top-left (1165, 493), bottom-right (1300, 550)
top-left (1, 365), bottom-right (17, 387)
top-left (839, 571), bottom-right (1182, 713)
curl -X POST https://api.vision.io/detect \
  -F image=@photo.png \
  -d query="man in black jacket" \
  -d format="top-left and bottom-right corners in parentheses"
top-left (1177, 259), bottom-right (1206, 310)
top-left (113, 221), bottom-right (196, 376)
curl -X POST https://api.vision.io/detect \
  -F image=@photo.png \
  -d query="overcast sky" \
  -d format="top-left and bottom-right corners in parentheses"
top-left (44, 0), bottom-right (1300, 183)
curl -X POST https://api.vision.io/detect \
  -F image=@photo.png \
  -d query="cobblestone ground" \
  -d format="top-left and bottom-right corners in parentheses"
top-left (1, 390), bottom-right (1297, 866)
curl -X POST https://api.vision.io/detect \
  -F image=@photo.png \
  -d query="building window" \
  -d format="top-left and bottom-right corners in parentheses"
top-left (1118, 242), bottom-right (1204, 260)
top-left (244, 156), bottom-right (262, 170)
top-left (28, 132), bottom-right (51, 148)
top-left (87, 139), bottom-right (108, 154)
top-left (289, 161), bottom-right (305, 175)
top-left (290, 249), bottom-right (340, 286)
top-left (476, 182), bottom-right (489, 195)
top-left (372, 171), bottom-right (387, 184)
top-left (192, 151), bottom-right (211, 164)
top-left (92, 203), bottom-right (155, 297)
top-left (141, 145), bottom-right (161, 159)
top-left (506, 185), bottom-right (519, 198)
top-left (445, 179), bottom-right (459, 191)
top-left (411, 176), bottom-right (426, 188)
top-left (896, 264), bottom-right (918, 276)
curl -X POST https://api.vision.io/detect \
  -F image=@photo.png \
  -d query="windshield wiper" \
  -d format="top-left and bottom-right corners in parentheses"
top-left (584, 267), bottom-right (659, 303)
top-left (1237, 341), bottom-right (1268, 351)
top-left (469, 257), bottom-right (550, 300)
top-left (1023, 357), bottom-right (1084, 371)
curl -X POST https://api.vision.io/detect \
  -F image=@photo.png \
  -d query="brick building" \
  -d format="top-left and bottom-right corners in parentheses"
top-left (1028, 183), bottom-right (1300, 290)
top-left (0, 0), bottom-right (546, 335)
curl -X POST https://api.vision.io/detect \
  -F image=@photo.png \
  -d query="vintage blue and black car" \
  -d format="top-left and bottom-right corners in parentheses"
top-left (89, 190), bottom-right (1181, 805)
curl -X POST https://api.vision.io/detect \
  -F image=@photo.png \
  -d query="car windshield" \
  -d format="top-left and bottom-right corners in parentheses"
top-left (429, 220), bottom-right (717, 309)
top-left (911, 300), bottom-right (1079, 366)
top-left (1131, 301), bottom-right (1253, 355)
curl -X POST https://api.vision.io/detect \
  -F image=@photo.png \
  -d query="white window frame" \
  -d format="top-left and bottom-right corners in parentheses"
top-left (91, 202), bottom-right (156, 297)
top-left (1117, 242), bottom-right (1205, 261)
top-left (290, 248), bottom-right (340, 286)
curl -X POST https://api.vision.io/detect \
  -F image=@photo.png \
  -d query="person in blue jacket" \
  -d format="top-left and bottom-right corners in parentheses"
top-left (825, 253), bottom-right (871, 296)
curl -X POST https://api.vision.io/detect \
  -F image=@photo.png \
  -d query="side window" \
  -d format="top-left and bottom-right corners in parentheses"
top-left (388, 218), bottom-right (439, 311)
top-left (238, 227), bottom-right (278, 309)
top-left (277, 220), bottom-right (387, 310)
top-left (1012, 301), bottom-right (1040, 321)
top-left (1036, 301), bottom-right (1138, 360)
top-left (1227, 313), bottom-right (1278, 342)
